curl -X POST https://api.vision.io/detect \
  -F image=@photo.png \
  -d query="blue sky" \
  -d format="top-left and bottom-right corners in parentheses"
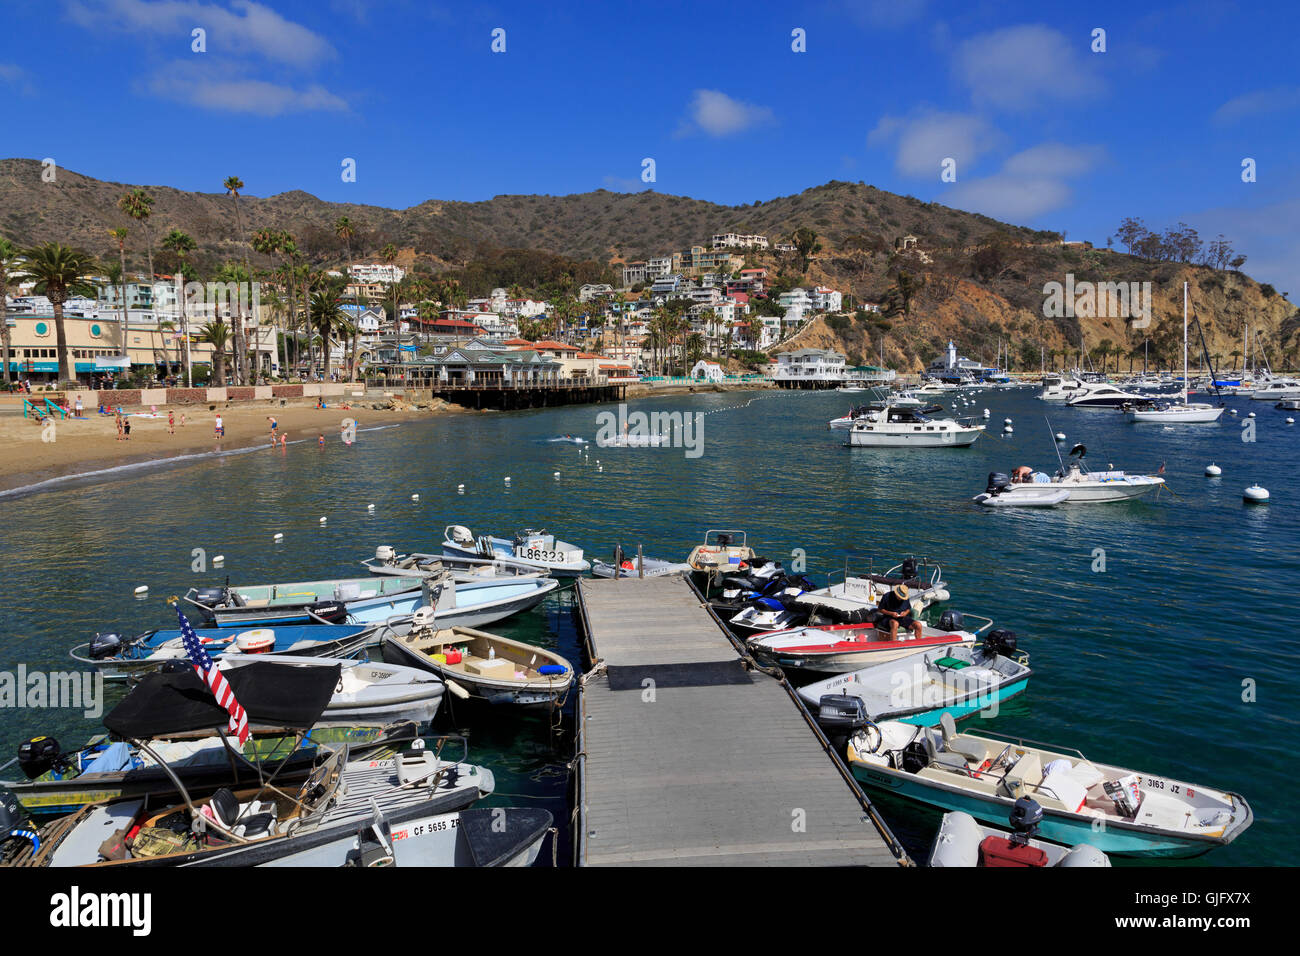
top-left (1, 0), bottom-right (1297, 293)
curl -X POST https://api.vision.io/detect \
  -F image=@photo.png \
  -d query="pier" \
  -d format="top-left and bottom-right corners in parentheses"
top-left (572, 574), bottom-right (908, 866)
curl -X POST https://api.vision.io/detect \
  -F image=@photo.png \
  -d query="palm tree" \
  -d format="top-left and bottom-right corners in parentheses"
top-left (0, 237), bottom-right (20, 386)
top-left (14, 243), bottom-right (97, 386)
top-left (223, 176), bottom-right (248, 384)
top-left (380, 243), bottom-right (399, 333)
top-left (309, 289), bottom-right (344, 379)
top-left (214, 261), bottom-right (252, 384)
top-left (117, 189), bottom-right (155, 280)
top-left (199, 319), bottom-right (231, 384)
top-left (161, 228), bottom-right (197, 385)
top-left (334, 217), bottom-right (356, 260)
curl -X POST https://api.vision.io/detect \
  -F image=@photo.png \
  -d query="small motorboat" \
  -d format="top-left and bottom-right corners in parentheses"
top-left (218, 655), bottom-right (446, 728)
top-left (1, 721), bottom-right (419, 819)
top-left (442, 525), bottom-right (590, 577)
top-left (70, 624), bottom-right (377, 681)
top-left (185, 575), bottom-right (426, 628)
top-left (363, 546), bottom-right (545, 581)
top-left (590, 546), bottom-right (692, 579)
top-left (804, 558), bottom-right (951, 611)
top-left (686, 529), bottom-right (760, 580)
top-left (974, 473), bottom-right (1071, 507)
top-left (383, 626), bottom-right (573, 710)
top-left (1275, 398), bottom-right (1300, 410)
top-left (845, 715), bottom-right (1253, 858)
top-left (747, 610), bottom-right (988, 673)
top-left (798, 631), bottom-right (1029, 725)
top-left (394, 576), bottom-right (561, 631)
top-left (976, 444), bottom-right (1164, 505)
top-left (928, 800), bottom-right (1111, 867)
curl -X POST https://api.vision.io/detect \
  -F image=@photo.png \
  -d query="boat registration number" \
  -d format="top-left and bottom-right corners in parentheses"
top-left (391, 816), bottom-right (459, 841)
top-left (1134, 775), bottom-right (1186, 795)
top-left (518, 547), bottom-right (569, 563)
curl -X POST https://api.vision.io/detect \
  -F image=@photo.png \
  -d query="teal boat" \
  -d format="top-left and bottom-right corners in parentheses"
top-left (797, 637), bottom-right (1029, 725)
top-left (845, 716), bottom-right (1253, 858)
top-left (186, 576), bottom-right (426, 627)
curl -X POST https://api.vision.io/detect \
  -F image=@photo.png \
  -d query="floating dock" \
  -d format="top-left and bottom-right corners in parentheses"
top-left (573, 574), bottom-right (908, 866)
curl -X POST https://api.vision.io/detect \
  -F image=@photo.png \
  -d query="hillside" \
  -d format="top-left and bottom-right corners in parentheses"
top-left (2, 157), bottom-right (1296, 370)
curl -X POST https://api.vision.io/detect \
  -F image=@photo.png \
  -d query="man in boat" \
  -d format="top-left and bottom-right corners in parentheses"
top-left (877, 584), bottom-right (923, 641)
top-left (1011, 465), bottom-right (1034, 483)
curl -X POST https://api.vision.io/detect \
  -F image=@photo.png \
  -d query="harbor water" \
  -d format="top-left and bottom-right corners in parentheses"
top-left (1, 387), bottom-right (1295, 865)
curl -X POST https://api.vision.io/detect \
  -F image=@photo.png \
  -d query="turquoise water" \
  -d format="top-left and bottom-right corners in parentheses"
top-left (1, 386), bottom-right (1295, 865)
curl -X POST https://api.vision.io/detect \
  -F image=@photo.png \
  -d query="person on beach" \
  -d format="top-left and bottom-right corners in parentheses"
top-left (268, 415), bottom-right (278, 442)
top-left (168, 410), bottom-right (175, 434)
top-left (180, 413), bottom-right (186, 428)
top-left (280, 433), bottom-right (287, 448)
top-left (876, 584), bottom-right (923, 641)
top-left (123, 416), bottom-right (131, 440)
top-left (214, 414), bottom-right (224, 439)
top-left (74, 396), bottom-right (83, 417)
top-left (318, 434), bottom-right (325, 447)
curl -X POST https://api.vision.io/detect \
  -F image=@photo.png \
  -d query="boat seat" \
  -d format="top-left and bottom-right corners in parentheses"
top-left (205, 788), bottom-right (277, 837)
top-left (999, 752), bottom-right (1042, 799)
top-left (940, 712), bottom-right (989, 764)
top-left (922, 730), bottom-right (973, 773)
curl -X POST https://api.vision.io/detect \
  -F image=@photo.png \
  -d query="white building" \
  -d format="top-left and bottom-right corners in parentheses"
top-left (579, 283), bottom-right (613, 303)
top-left (348, 263), bottom-right (405, 284)
top-left (690, 359), bottom-right (724, 382)
top-left (772, 348), bottom-right (846, 386)
top-left (711, 233), bottom-right (769, 250)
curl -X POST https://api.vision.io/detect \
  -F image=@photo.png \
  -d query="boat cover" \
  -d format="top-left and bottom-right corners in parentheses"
top-left (104, 661), bottom-right (342, 738)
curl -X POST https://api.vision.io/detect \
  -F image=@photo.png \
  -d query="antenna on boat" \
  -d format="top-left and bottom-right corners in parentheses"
top-left (1045, 417), bottom-right (1066, 473)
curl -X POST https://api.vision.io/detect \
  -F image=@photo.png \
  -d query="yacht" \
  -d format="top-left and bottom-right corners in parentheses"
top-left (1124, 283), bottom-right (1226, 424)
top-left (1251, 378), bottom-right (1300, 401)
top-left (1065, 382), bottom-right (1145, 409)
top-left (848, 405), bottom-right (984, 448)
top-left (1037, 373), bottom-right (1084, 402)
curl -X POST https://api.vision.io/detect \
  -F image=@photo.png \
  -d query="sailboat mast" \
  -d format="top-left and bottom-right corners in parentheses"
top-left (1183, 282), bottom-right (1188, 405)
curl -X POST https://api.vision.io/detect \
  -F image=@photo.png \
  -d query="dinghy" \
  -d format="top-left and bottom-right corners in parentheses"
top-left (442, 525), bottom-right (590, 577)
top-left (798, 633), bottom-right (1029, 725)
top-left (70, 623), bottom-right (377, 681)
top-left (2, 721), bottom-right (419, 818)
top-left (845, 715), bottom-right (1253, 858)
top-left (747, 611), bottom-right (988, 673)
top-left (218, 655), bottom-right (446, 727)
top-left (928, 800), bottom-right (1110, 867)
top-left (383, 626), bottom-right (573, 710)
top-left (590, 545), bottom-right (692, 578)
top-left (363, 546), bottom-right (545, 581)
top-left (185, 575), bottom-right (426, 627)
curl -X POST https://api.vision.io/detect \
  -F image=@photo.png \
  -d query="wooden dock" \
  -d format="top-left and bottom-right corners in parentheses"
top-left (572, 574), bottom-right (908, 866)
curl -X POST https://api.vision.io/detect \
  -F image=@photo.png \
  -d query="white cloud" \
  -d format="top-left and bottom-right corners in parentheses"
top-left (953, 24), bottom-right (1104, 111)
top-left (945, 142), bottom-right (1105, 221)
top-left (65, 0), bottom-right (336, 68)
top-left (868, 111), bottom-right (999, 177)
top-left (677, 90), bottom-right (774, 138)
top-left (145, 61), bottom-right (348, 115)
top-left (1213, 86), bottom-right (1300, 125)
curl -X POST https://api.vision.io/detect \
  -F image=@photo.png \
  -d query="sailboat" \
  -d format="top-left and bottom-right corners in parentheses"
top-left (1124, 283), bottom-right (1224, 423)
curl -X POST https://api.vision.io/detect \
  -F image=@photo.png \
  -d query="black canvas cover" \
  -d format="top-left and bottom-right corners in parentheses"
top-left (104, 661), bottom-right (342, 738)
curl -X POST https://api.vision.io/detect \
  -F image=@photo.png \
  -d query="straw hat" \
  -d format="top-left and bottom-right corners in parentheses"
top-left (892, 584), bottom-right (910, 601)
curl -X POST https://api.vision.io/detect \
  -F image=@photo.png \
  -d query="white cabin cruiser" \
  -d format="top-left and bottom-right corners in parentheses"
top-left (1251, 378), bottom-right (1300, 401)
top-left (1037, 373), bottom-right (1085, 402)
top-left (442, 526), bottom-right (590, 577)
top-left (1065, 381), bottom-right (1145, 408)
top-left (848, 406), bottom-right (984, 448)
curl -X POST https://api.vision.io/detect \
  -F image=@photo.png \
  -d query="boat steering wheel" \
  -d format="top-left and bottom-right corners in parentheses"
top-left (858, 718), bottom-right (883, 754)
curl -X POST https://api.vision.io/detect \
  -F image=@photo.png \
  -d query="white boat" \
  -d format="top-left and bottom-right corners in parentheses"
top-left (1276, 399), bottom-right (1300, 410)
top-left (1125, 284), bottom-right (1225, 424)
top-left (928, 802), bottom-right (1111, 867)
top-left (974, 444), bottom-right (1164, 505)
top-left (686, 529), bottom-right (758, 576)
top-left (396, 576), bottom-right (561, 631)
top-left (848, 405), bottom-right (984, 447)
top-left (363, 546), bottom-right (545, 581)
top-left (746, 612), bottom-right (987, 673)
top-left (591, 548), bottom-right (692, 578)
top-left (845, 717), bottom-right (1253, 858)
top-left (1251, 378), bottom-right (1300, 401)
top-left (1065, 382), bottom-right (1146, 408)
top-left (442, 525), bottom-right (590, 577)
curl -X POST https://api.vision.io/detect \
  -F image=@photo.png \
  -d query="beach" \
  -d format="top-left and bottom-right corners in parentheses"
top-left (0, 398), bottom-right (463, 493)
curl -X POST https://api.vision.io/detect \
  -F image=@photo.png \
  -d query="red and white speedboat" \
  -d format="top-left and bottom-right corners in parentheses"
top-left (747, 618), bottom-right (986, 674)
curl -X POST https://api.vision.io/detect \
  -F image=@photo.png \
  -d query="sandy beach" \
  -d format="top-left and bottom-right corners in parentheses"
top-left (0, 399), bottom-right (463, 493)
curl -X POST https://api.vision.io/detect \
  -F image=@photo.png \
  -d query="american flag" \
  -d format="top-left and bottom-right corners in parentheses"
top-left (175, 605), bottom-right (249, 746)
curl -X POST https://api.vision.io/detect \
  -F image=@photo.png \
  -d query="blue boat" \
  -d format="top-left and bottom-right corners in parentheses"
top-left (844, 718), bottom-right (1253, 858)
top-left (70, 624), bottom-right (376, 681)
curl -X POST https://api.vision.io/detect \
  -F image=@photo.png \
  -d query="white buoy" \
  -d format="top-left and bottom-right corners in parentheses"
top-left (319, 516), bottom-right (327, 524)
top-left (1229, 409), bottom-right (1238, 416)
top-left (1055, 432), bottom-right (1066, 441)
top-left (133, 585), bottom-right (148, 595)
top-left (1003, 425), bottom-right (1014, 433)
top-left (504, 476), bottom-right (511, 484)
top-left (1205, 463), bottom-right (1222, 476)
top-left (367, 503), bottom-right (374, 512)
top-left (553, 472), bottom-right (560, 479)
top-left (1288, 418), bottom-right (1296, 425)
top-left (411, 493), bottom-right (419, 501)
top-left (598, 465), bottom-right (603, 472)
top-left (983, 409), bottom-right (990, 417)
top-left (457, 484), bottom-right (465, 493)
top-left (1248, 411), bottom-right (1256, 418)
top-left (274, 533), bottom-right (284, 541)
top-left (1004, 418), bottom-right (1013, 425)
top-left (213, 555), bottom-right (225, 566)
top-left (1243, 484), bottom-right (1270, 504)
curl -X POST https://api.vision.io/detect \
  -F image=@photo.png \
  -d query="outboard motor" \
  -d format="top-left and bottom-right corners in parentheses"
top-left (715, 533), bottom-right (733, 548)
top-left (1, 788), bottom-right (33, 845)
top-left (937, 609), bottom-right (965, 632)
top-left (985, 472), bottom-right (1011, 495)
top-left (87, 631), bottom-right (124, 660)
top-left (194, 586), bottom-right (227, 606)
top-left (817, 694), bottom-right (870, 748)
top-left (157, 659), bottom-right (191, 674)
top-left (901, 557), bottom-right (918, 582)
top-left (307, 601), bottom-right (348, 624)
top-left (1008, 797), bottom-right (1044, 846)
top-left (17, 737), bottom-right (61, 780)
top-left (983, 629), bottom-right (1018, 658)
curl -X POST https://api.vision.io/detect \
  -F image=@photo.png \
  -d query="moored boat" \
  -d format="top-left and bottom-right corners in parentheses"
top-left (185, 575), bottom-right (426, 628)
top-left (747, 611), bottom-right (988, 673)
top-left (847, 405), bottom-right (984, 447)
top-left (442, 525), bottom-right (590, 577)
top-left (928, 801), bottom-right (1111, 867)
